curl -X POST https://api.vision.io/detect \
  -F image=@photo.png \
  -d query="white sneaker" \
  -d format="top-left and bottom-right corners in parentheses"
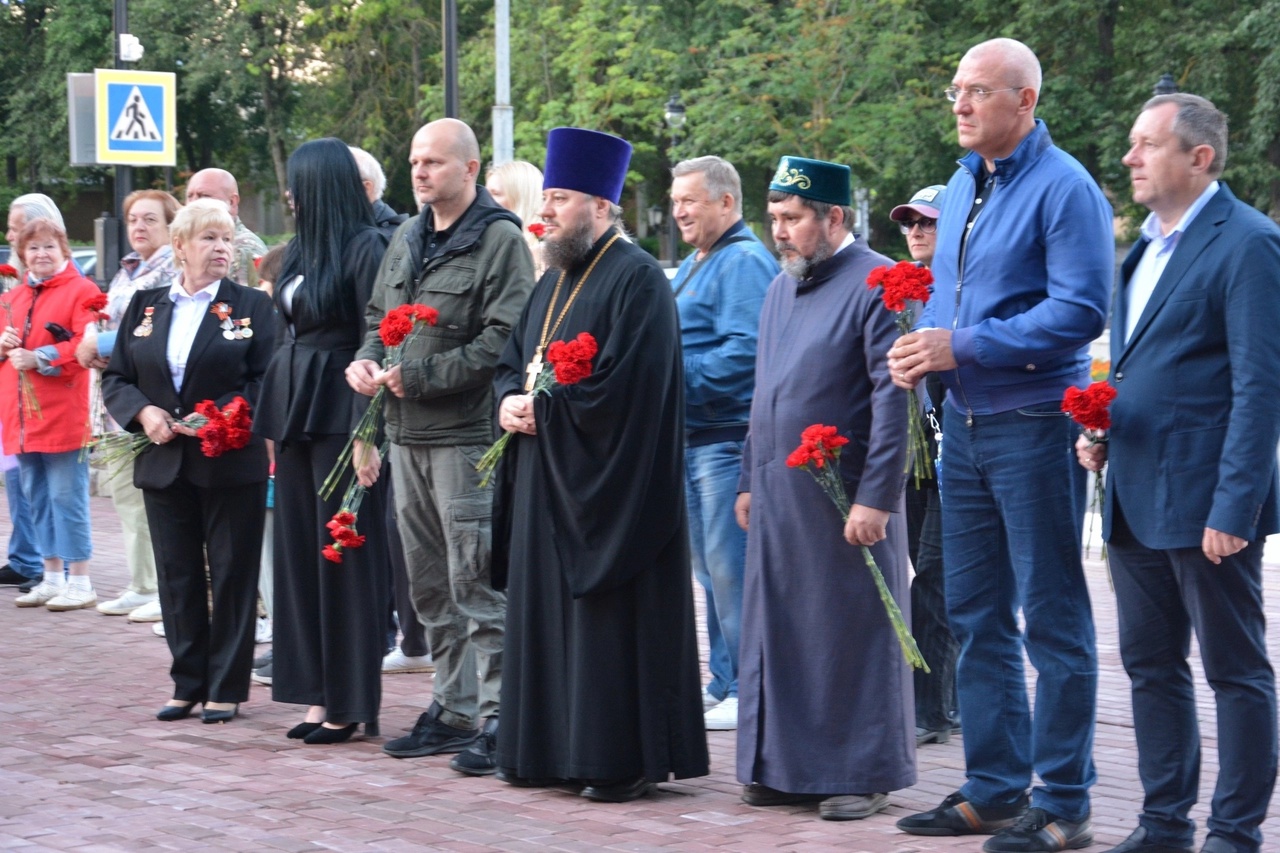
top-left (15, 580), bottom-right (64, 607)
top-left (382, 648), bottom-right (434, 673)
top-left (46, 586), bottom-right (98, 612)
top-left (127, 598), bottom-right (163, 622)
top-left (97, 589), bottom-right (157, 615)
top-left (705, 696), bottom-right (738, 730)
top-left (152, 621), bottom-right (165, 637)
top-left (702, 689), bottom-right (722, 711)
top-left (255, 616), bottom-right (272, 644)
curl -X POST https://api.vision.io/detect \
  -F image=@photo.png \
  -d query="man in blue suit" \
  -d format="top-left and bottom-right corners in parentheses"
top-left (1078, 93), bottom-right (1280, 853)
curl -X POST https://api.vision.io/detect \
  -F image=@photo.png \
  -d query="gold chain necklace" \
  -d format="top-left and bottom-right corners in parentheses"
top-left (524, 231), bottom-right (620, 390)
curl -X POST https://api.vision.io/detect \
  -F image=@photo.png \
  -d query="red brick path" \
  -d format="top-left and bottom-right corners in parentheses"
top-left (1, 492), bottom-right (1276, 851)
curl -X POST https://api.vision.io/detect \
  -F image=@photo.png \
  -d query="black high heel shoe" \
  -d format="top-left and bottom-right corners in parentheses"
top-left (156, 701), bottom-right (198, 722)
top-left (202, 704), bottom-right (239, 724)
top-left (302, 720), bottom-right (377, 744)
top-left (287, 721), bottom-right (323, 739)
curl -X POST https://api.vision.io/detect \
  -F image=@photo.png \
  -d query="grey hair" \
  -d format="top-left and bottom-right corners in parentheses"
top-left (766, 190), bottom-right (854, 232)
top-left (10, 193), bottom-right (65, 230)
top-left (1142, 93), bottom-right (1228, 177)
top-left (348, 146), bottom-right (387, 200)
top-left (672, 156), bottom-right (743, 216)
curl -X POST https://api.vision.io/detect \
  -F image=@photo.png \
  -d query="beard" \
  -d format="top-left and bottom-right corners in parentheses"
top-left (778, 232), bottom-right (834, 280)
top-left (542, 215), bottom-right (596, 271)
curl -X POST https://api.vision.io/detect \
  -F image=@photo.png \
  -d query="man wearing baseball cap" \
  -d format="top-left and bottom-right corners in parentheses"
top-left (734, 155), bottom-right (914, 821)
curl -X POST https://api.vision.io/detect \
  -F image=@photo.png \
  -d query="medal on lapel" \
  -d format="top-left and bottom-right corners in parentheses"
top-left (133, 306), bottom-right (154, 337)
top-left (234, 317), bottom-right (253, 339)
top-left (211, 302), bottom-right (236, 339)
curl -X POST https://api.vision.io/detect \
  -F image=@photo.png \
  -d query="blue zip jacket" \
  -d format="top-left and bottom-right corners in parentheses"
top-left (918, 120), bottom-right (1113, 415)
top-left (671, 220), bottom-right (778, 441)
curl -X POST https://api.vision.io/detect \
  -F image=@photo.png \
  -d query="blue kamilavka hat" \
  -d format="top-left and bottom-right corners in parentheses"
top-left (543, 127), bottom-right (633, 204)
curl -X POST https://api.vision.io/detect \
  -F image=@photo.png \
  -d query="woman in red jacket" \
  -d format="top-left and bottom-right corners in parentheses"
top-left (1, 218), bottom-right (102, 610)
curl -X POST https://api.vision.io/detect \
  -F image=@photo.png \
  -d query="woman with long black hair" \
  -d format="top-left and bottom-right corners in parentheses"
top-left (254, 138), bottom-right (389, 744)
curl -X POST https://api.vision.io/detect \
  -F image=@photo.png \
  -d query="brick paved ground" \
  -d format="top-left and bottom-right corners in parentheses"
top-left (1, 489), bottom-right (1277, 852)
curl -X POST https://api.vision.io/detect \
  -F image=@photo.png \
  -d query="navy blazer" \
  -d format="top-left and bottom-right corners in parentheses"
top-left (101, 279), bottom-right (278, 491)
top-left (1106, 184), bottom-right (1280, 549)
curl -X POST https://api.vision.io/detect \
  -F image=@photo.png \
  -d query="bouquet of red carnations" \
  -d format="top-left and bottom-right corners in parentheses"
top-left (320, 303), bottom-right (438, 500)
top-left (1062, 381), bottom-right (1117, 558)
top-left (87, 396), bottom-right (254, 475)
top-left (476, 331), bottom-right (597, 487)
top-left (788, 423), bottom-right (928, 671)
top-left (867, 261), bottom-right (935, 487)
top-left (322, 442), bottom-right (385, 564)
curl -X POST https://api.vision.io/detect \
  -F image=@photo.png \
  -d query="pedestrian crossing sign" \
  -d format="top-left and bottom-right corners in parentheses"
top-left (94, 69), bottom-right (176, 166)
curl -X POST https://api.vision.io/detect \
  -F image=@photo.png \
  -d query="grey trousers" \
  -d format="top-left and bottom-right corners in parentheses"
top-left (390, 443), bottom-right (504, 729)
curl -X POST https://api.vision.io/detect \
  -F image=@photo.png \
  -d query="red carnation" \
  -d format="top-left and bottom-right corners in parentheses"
top-left (545, 332), bottom-right (598, 385)
top-left (0, 264), bottom-right (18, 279)
top-left (322, 544), bottom-right (344, 563)
top-left (332, 510), bottom-right (356, 527)
top-left (414, 305), bottom-right (439, 326)
top-left (379, 308), bottom-right (415, 347)
top-left (867, 261), bottom-right (933, 313)
top-left (528, 222), bottom-right (546, 239)
top-left (1062, 382), bottom-right (1117, 432)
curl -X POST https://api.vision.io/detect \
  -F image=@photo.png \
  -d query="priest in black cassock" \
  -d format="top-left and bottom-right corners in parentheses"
top-left (490, 127), bottom-right (709, 803)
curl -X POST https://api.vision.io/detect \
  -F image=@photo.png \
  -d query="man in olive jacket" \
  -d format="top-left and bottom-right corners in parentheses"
top-left (347, 118), bottom-right (536, 773)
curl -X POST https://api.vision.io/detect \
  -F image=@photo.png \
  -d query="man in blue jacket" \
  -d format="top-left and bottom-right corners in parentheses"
top-left (890, 38), bottom-right (1113, 852)
top-left (1079, 94), bottom-right (1280, 853)
top-left (669, 155), bottom-right (777, 731)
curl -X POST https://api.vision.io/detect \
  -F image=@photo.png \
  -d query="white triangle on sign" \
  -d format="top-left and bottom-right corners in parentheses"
top-left (110, 86), bottom-right (161, 142)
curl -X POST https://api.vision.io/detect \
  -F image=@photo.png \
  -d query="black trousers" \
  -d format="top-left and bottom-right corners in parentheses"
top-left (384, 469), bottom-right (428, 658)
top-left (271, 435), bottom-right (387, 725)
top-left (144, 478), bottom-right (267, 704)
top-left (905, 476), bottom-right (958, 731)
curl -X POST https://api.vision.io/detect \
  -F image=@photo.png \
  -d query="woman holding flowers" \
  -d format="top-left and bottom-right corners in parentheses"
top-left (77, 189), bottom-right (181, 623)
top-left (102, 199), bottom-right (277, 724)
top-left (1, 218), bottom-right (102, 611)
top-left (254, 138), bottom-right (389, 744)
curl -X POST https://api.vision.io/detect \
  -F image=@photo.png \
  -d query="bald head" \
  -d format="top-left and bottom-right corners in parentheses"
top-left (409, 118), bottom-right (481, 228)
top-left (186, 168), bottom-right (241, 218)
top-left (963, 38), bottom-right (1042, 96)
top-left (414, 118), bottom-right (481, 165)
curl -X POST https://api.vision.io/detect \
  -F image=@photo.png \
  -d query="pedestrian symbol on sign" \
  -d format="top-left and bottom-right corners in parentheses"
top-left (110, 87), bottom-right (161, 142)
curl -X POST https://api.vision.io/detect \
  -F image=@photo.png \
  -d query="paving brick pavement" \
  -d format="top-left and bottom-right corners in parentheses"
top-left (1, 489), bottom-right (1277, 851)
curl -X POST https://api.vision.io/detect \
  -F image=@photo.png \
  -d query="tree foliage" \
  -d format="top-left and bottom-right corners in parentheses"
top-left (2, 0), bottom-right (1280, 248)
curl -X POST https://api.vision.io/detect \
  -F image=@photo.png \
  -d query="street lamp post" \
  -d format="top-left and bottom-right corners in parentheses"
top-left (1154, 73), bottom-right (1178, 95)
top-left (663, 92), bottom-right (686, 265)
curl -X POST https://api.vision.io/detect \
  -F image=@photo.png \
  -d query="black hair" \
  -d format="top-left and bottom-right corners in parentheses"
top-left (280, 138), bottom-right (375, 323)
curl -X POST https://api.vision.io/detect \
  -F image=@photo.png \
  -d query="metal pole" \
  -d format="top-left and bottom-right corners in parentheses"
top-left (443, 0), bottom-right (459, 118)
top-left (492, 0), bottom-right (513, 165)
top-left (109, 0), bottom-right (131, 281)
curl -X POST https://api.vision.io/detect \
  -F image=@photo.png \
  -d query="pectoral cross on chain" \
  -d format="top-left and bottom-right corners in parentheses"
top-left (524, 346), bottom-right (545, 392)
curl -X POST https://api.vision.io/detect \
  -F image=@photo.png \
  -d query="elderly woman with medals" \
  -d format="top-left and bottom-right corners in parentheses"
top-left (102, 199), bottom-right (277, 724)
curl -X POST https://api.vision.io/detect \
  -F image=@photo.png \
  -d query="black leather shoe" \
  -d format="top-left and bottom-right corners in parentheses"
top-left (156, 701), bottom-right (197, 722)
top-left (202, 704), bottom-right (238, 724)
top-left (450, 717), bottom-right (498, 776)
top-left (581, 776), bottom-right (653, 803)
top-left (303, 722), bottom-right (358, 744)
top-left (1103, 826), bottom-right (1192, 853)
top-left (495, 769), bottom-right (563, 788)
top-left (287, 721), bottom-right (322, 739)
top-left (741, 783), bottom-right (826, 807)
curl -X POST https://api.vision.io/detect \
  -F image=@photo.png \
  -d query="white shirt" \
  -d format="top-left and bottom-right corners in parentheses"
top-left (166, 278), bottom-right (220, 392)
top-left (1125, 181), bottom-right (1219, 343)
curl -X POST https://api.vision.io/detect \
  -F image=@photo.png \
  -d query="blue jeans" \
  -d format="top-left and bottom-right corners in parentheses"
top-left (18, 451), bottom-right (92, 562)
top-left (5, 466), bottom-right (42, 577)
top-left (685, 440), bottom-right (746, 700)
top-left (941, 401), bottom-right (1097, 821)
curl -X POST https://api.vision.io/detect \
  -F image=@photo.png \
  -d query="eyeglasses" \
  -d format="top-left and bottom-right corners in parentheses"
top-left (944, 86), bottom-right (1021, 103)
top-left (899, 218), bottom-right (937, 235)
